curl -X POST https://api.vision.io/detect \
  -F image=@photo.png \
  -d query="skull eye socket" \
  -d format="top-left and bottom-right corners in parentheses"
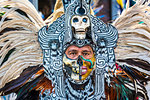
top-left (73, 18), bottom-right (79, 23)
top-left (82, 18), bottom-right (87, 23)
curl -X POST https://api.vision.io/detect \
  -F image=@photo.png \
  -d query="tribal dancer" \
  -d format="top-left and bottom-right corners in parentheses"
top-left (0, 0), bottom-right (150, 100)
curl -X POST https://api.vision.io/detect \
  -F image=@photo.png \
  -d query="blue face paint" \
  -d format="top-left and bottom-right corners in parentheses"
top-left (80, 56), bottom-right (94, 69)
top-left (64, 54), bottom-right (94, 69)
top-left (63, 54), bottom-right (95, 81)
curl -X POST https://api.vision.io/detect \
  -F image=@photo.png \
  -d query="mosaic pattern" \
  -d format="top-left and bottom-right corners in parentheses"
top-left (38, 0), bottom-right (118, 99)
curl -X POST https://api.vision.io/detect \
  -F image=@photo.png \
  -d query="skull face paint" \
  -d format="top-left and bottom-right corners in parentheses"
top-left (63, 45), bottom-right (95, 81)
top-left (71, 15), bottom-right (90, 39)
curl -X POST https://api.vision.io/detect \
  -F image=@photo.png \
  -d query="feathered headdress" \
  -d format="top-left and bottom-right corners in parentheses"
top-left (0, 0), bottom-right (150, 99)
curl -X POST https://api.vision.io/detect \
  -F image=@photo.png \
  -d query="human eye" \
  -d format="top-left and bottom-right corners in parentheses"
top-left (83, 52), bottom-right (89, 56)
top-left (82, 51), bottom-right (93, 59)
top-left (82, 51), bottom-right (91, 57)
top-left (69, 52), bottom-right (77, 55)
top-left (67, 50), bottom-right (78, 59)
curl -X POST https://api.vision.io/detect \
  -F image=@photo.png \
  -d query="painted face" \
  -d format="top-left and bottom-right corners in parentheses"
top-left (63, 45), bottom-right (95, 81)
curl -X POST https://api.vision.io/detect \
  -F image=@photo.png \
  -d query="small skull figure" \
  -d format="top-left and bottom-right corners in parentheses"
top-left (71, 15), bottom-right (90, 39)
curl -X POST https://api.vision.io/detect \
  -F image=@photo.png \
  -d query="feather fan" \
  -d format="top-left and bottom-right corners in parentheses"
top-left (113, 0), bottom-right (150, 74)
top-left (0, 0), bottom-right (45, 89)
top-left (0, 0), bottom-right (150, 99)
top-left (113, 0), bottom-right (150, 98)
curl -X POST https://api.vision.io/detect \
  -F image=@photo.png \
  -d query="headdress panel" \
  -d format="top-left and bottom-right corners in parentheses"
top-left (38, 0), bottom-right (118, 99)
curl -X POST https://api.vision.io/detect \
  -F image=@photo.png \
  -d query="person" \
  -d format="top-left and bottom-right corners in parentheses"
top-left (62, 44), bottom-right (96, 99)
top-left (0, 0), bottom-right (150, 99)
top-left (63, 45), bottom-right (95, 81)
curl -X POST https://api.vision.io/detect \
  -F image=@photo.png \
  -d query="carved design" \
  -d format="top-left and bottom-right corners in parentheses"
top-left (38, 15), bottom-right (66, 98)
top-left (63, 39), bottom-right (96, 52)
top-left (90, 15), bottom-right (118, 99)
top-left (38, 0), bottom-right (118, 99)
top-left (63, 0), bottom-right (91, 45)
top-left (91, 15), bottom-right (118, 47)
top-left (62, 0), bottom-right (91, 12)
top-left (65, 78), bottom-right (94, 100)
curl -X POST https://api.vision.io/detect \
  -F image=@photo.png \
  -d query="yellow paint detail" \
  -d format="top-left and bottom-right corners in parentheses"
top-left (116, 0), bottom-right (124, 8)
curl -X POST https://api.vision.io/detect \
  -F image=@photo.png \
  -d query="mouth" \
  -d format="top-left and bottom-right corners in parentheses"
top-left (76, 28), bottom-right (85, 32)
top-left (81, 66), bottom-right (87, 75)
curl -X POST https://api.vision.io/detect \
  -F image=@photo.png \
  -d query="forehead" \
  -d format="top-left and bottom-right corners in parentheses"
top-left (65, 45), bottom-right (93, 52)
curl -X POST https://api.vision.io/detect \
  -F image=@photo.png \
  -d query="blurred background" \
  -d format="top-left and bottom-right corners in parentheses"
top-left (29, 0), bottom-right (136, 23)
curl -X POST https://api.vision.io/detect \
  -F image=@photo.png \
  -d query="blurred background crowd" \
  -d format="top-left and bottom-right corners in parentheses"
top-left (30, 0), bottom-right (137, 23)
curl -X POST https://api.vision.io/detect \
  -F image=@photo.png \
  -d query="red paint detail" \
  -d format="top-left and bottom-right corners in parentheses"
top-left (115, 63), bottom-right (121, 70)
top-left (81, 66), bottom-right (87, 75)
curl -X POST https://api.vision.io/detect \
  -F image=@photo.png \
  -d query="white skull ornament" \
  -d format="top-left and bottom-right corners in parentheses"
top-left (71, 15), bottom-right (90, 39)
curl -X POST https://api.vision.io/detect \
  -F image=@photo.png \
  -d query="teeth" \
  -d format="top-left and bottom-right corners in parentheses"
top-left (76, 28), bottom-right (85, 31)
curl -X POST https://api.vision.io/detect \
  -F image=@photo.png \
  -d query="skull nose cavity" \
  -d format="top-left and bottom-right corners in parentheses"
top-left (77, 56), bottom-right (83, 66)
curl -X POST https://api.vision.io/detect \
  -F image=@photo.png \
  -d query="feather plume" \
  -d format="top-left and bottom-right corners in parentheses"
top-left (0, 0), bottom-right (150, 99)
top-left (106, 64), bottom-right (149, 100)
top-left (0, 0), bottom-right (45, 89)
top-left (113, 1), bottom-right (150, 97)
top-left (113, 0), bottom-right (150, 71)
top-left (0, 65), bottom-right (43, 95)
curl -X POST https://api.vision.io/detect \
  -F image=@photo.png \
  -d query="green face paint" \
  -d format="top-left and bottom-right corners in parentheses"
top-left (63, 54), bottom-right (95, 81)
top-left (80, 56), bottom-right (94, 69)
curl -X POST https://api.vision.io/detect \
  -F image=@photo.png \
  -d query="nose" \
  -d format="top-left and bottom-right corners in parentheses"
top-left (79, 21), bottom-right (82, 26)
top-left (77, 56), bottom-right (83, 66)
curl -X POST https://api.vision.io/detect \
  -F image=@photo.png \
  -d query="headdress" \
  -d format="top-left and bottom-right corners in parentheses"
top-left (1, 0), bottom-right (150, 100)
top-left (38, 0), bottom-right (118, 99)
